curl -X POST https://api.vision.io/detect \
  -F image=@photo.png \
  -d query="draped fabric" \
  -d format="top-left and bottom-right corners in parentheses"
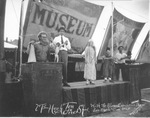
top-left (63, 81), bottom-right (130, 117)
top-left (27, 44), bottom-right (36, 63)
top-left (136, 32), bottom-right (150, 63)
top-left (98, 8), bottom-right (145, 59)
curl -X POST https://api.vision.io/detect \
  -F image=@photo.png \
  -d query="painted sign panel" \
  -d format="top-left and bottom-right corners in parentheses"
top-left (23, 0), bottom-right (103, 53)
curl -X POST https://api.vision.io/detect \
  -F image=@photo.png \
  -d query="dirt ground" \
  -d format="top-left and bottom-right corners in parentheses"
top-left (93, 88), bottom-right (150, 117)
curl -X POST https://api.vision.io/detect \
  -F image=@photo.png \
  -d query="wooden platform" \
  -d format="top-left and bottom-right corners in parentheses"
top-left (1, 62), bottom-right (142, 117)
top-left (62, 80), bottom-right (130, 117)
top-left (0, 80), bottom-right (131, 117)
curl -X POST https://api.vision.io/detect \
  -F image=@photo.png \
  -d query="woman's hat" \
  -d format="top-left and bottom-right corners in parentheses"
top-left (37, 31), bottom-right (47, 39)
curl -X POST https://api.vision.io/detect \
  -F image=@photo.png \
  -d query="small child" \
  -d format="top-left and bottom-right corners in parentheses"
top-left (54, 42), bottom-right (60, 62)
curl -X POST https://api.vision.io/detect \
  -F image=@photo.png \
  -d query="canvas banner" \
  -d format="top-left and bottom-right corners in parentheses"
top-left (98, 8), bottom-right (145, 59)
top-left (136, 32), bottom-right (150, 63)
top-left (23, 0), bottom-right (103, 53)
top-left (110, 9), bottom-right (145, 55)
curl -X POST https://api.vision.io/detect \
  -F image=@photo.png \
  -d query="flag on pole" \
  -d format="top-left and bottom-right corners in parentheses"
top-left (136, 32), bottom-right (150, 63)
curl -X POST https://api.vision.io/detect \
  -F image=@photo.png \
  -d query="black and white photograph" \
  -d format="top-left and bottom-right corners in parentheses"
top-left (0, 0), bottom-right (149, 117)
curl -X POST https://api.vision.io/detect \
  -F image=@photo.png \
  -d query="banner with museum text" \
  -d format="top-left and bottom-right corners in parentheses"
top-left (23, 0), bottom-right (103, 53)
top-left (98, 8), bottom-right (145, 59)
top-left (136, 32), bottom-right (150, 63)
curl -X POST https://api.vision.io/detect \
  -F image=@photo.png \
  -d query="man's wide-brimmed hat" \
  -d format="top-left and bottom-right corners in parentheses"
top-left (118, 46), bottom-right (124, 50)
top-left (58, 26), bottom-right (66, 32)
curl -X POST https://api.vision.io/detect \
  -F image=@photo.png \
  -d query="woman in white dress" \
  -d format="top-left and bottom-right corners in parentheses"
top-left (84, 40), bottom-right (97, 85)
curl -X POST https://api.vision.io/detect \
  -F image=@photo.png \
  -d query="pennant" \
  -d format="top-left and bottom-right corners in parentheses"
top-left (23, 0), bottom-right (104, 54)
top-left (136, 32), bottom-right (150, 63)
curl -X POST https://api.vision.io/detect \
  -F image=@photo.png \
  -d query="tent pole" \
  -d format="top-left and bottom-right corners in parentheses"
top-left (19, 0), bottom-right (24, 77)
top-left (111, 1), bottom-right (114, 57)
top-left (14, 48), bottom-right (17, 76)
top-left (0, 0), bottom-right (6, 60)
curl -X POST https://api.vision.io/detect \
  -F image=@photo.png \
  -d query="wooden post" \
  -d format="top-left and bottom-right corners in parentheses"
top-left (18, 0), bottom-right (24, 77)
top-left (111, 2), bottom-right (114, 57)
top-left (0, 0), bottom-right (6, 113)
top-left (0, 0), bottom-right (6, 60)
top-left (0, 0), bottom-right (6, 79)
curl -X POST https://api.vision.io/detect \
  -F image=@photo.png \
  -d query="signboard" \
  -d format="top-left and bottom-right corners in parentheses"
top-left (23, 0), bottom-right (103, 53)
top-left (109, 9), bottom-right (145, 55)
top-left (98, 9), bottom-right (145, 59)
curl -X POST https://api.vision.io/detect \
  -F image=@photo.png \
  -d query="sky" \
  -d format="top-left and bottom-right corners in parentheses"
top-left (4, 0), bottom-right (28, 41)
top-left (4, 0), bottom-right (21, 41)
top-left (4, 0), bottom-right (149, 58)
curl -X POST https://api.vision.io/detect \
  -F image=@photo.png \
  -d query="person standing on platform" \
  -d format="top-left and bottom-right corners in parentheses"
top-left (102, 47), bottom-right (114, 83)
top-left (27, 31), bottom-right (55, 62)
top-left (53, 27), bottom-right (71, 87)
top-left (125, 51), bottom-right (132, 64)
top-left (114, 46), bottom-right (127, 81)
top-left (83, 40), bottom-right (97, 85)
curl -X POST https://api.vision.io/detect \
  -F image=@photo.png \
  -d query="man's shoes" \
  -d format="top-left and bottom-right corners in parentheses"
top-left (63, 83), bottom-right (70, 87)
top-left (109, 80), bottom-right (114, 83)
top-left (108, 78), bottom-right (114, 83)
top-left (86, 80), bottom-right (90, 85)
top-left (90, 81), bottom-right (95, 85)
top-left (103, 78), bottom-right (108, 83)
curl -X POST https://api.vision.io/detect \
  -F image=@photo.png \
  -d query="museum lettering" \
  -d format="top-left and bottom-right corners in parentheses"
top-left (31, 4), bottom-right (94, 37)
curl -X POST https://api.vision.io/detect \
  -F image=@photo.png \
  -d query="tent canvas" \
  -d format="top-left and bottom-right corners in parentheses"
top-left (4, 42), bottom-right (18, 53)
top-left (4, 42), bottom-right (18, 49)
top-left (86, 0), bottom-right (149, 60)
top-left (4, 0), bottom-right (149, 61)
top-left (22, 0), bottom-right (104, 54)
top-left (97, 8), bottom-right (145, 59)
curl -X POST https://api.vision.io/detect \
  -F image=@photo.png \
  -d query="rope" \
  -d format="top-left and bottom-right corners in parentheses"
top-left (10, 0), bottom-right (19, 23)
